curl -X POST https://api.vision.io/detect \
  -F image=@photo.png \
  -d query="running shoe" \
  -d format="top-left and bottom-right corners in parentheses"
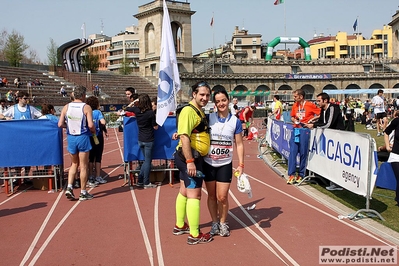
top-left (73, 179), bottom-right (80, 188)
top-left (295, 176), bottom-right (302, 184)
top-left (287, 175), bottom-right (295, 184)
top-left (79, 192), bottom-right (94, 201)
top-left (209, 222), bottom-right (220, 236)
top-left (65, 187), bottom-right (75, 200)
top-left (135, 182), bottom-right (144, 188)
top-left (173, 222), bottom-right (190, 235)
top-left (144, 183), bottom-right (158, 189)
top-left (187, 232), bottom-right (213, 245)
top-left (326, 184), bottom-right (343, 191)
top-left (96, 176), bottom-right (107, 184)
top-left (219, 223), bottom-right (230, 237)
top-left (87, 181), bottom-right (98, 188)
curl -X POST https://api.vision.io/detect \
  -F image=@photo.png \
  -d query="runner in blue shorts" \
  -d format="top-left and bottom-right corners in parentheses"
top-left (58, 86), bottom-right (96, 201)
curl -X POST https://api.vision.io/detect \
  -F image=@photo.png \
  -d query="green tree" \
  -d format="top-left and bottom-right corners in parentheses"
top-left (47, 38), bottom-right (59, 68)
top-left (81, 49), bottom-right (99, 73)
top-left (119, 55), bottom-right (133, 75)
top-left (3, 30), bottom-right (28, 67)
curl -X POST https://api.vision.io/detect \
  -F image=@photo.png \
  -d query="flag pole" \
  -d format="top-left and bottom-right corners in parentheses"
top-left (156, 0), bottom-right (181, 126)
top-left (284, 0), bottom-right (286, 36)
top-left (284, 0), bottom-right (287, 57)
top-left (212, 12), bottom-right (215, 74)
top-left (81, 23), bottom-right (86, 39)
top-left (357, 16), bottom-right (360, 60)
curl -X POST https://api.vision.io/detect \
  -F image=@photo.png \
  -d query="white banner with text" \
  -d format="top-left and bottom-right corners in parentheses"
top-left (307, 128), bottom-right (378, 197)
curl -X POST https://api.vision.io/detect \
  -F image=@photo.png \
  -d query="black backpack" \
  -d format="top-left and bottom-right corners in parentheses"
top-left (175, 103), bottom-right (209, 133)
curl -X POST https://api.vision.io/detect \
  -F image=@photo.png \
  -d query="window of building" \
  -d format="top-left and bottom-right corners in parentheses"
top-left (252, 38), bottom-right (257, 45)
top-left (236, 38), bottom-right (242, 45)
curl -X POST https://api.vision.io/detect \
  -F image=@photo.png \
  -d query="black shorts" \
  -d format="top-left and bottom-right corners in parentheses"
top-left (174, 151), bottom-right (204, 189)
top-left (376, 112), bottom-right (387, 120)
top-left (89, 134), bottom-right (104, 163)
top-left (203, 162), bottom-right (233, 183)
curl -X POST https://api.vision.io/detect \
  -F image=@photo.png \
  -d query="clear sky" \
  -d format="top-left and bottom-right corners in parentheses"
top-left (2, 0), bottom-right (398, 63)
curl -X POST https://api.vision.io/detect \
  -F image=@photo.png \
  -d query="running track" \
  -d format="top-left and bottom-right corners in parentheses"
top-left (1, 124), bottom-right (398, 266)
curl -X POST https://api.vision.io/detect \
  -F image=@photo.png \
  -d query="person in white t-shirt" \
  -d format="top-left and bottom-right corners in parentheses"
top-left (203, 88), bottom-right (244, 237)
top-left (229, 97), bottom-right (238, 116)
top-left (371, 89), bottom-right (388, 137)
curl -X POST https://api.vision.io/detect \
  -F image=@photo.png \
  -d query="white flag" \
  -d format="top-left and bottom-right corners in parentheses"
top-left (156, 0), bottom-right (181, 126)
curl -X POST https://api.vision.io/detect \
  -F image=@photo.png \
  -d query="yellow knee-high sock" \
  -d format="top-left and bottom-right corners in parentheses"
top-left (175, 193), bottom-right (187, 228)
top-left (186, 198), bottom-right (200, 237)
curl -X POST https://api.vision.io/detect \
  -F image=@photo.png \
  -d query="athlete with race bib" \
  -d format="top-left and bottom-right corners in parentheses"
top-left (203, 88), bottom-right (245, 237)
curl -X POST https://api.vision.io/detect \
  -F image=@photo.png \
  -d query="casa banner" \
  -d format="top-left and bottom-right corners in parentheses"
top-left (307, 128), bottom-right (378, 197)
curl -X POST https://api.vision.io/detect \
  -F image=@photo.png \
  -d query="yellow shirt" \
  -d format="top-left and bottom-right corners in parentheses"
top-left (274, 100), bottom-right (283, 115)
top-left (177, 103), bottom-right (210, 156)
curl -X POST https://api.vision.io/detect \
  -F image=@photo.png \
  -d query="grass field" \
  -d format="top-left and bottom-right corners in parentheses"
top-left (263, 120), bottom-right (399, 233)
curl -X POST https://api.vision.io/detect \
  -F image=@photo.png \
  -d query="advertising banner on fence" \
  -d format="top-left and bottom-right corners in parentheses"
top-left (307, 128), bottom-right (378, 196)
top-left (123, 116), bottom-right (178, 162)
top-left (270, 119), bottom-right (293, 160)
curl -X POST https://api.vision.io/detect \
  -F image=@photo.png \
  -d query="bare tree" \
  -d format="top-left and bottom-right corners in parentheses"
top-left (24, 48), bottom-right (39, 64)
top-left (0, 29), bottom-right (9, 61)
top-left (4, 30), bottom-right (28, 67)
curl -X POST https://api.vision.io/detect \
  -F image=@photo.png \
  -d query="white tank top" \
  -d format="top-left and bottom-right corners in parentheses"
top-left (66, 102), bottom-right (88, 135)
top-left (204, 112), bottom-right (237, 167)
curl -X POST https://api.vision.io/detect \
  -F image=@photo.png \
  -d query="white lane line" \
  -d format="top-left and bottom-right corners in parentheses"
top-left (0, 189), bottom-right (27, 206)
top-left (154, 187), bottom-right (164, 266)
top-left (229, 190), bottom-right (298, 266)
top-left (118, 127), bottom-right (156, 265)
top-left (249, 174), bottom-right (395, 246)
top-left (202, 188), bottom-right (294, 266)
top-left (229, 211), bottom-right (291, 266)
top-left (20, 190), bottom-right (64, 266)
top-left (28, 197), bottom-right (83, 266)
top-left (129, 186), bottom-right (154, 266)
top-left (26, 163), bottom-right (123, 265)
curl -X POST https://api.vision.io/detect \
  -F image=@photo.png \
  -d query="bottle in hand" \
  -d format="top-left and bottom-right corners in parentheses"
top-left (92, 134), bottom-right (100, 145)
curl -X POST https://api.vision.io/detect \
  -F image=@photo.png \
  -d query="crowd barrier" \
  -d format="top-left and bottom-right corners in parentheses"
top-left (260, 117), bottom-right (384, 220)
top-left (123, 116), bottom-right (179, 185)
top-left (0, 119), bottom-right (64, 194)
top-left (376, 162), bottom-right (397, 191)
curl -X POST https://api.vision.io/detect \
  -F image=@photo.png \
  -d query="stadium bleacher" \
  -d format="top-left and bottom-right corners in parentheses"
top-left (0, 66), bottom-right (157, 106)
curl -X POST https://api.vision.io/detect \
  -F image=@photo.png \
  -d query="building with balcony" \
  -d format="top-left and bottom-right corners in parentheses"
top-left (106, 25), bottom-right (140, 73)
top-left (308, 25), bottom-right (393, 60)
top-left (231, 26), bottom-right (263, 60)
top-left (194, 26), bottom-right (264, 60)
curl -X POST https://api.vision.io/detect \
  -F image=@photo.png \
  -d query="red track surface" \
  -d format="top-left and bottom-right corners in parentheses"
top-left (1, 123), bottom-right (398, 266)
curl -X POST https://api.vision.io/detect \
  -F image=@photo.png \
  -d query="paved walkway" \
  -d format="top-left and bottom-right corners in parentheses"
top-left (0, 126), bottom-right (398, 266)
